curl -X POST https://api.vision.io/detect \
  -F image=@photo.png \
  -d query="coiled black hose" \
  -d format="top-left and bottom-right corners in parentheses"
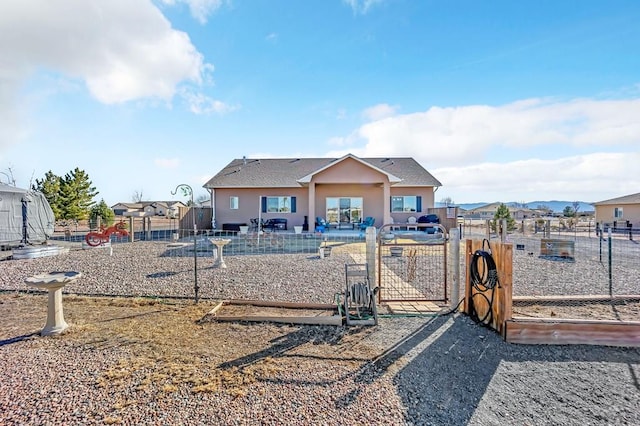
top-left (469, 239), bottom-right (500, 325)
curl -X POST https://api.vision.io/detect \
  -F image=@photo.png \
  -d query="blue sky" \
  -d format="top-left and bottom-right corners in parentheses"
top-left (1, 0), bottom-right (639, 206)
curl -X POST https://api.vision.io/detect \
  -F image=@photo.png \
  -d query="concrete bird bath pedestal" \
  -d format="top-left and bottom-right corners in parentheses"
top-left (25, 271), bottom-right (82, 336)
top-left (209, 238), bottom-right (231, 268)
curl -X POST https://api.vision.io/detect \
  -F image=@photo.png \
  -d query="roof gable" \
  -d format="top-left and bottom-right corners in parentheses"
top-left (297, 154), bottom-right (401, 184)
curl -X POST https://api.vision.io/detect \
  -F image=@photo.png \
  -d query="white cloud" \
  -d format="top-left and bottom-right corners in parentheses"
top-left (354, 97), bottom-right (640, 167)
top-left (161, 0), bottom-right (224, 24)
top-left (330, 96), bottom-right (640, 202)
top-left (0, 0), bottom-right (217, 152)
top-left (343, 0), bottom-right (385, 14)
top-left (433, 152), bottom-right (640, 203)
top-left (266, 32), bottom-right (278, 43)
top-left (181, 89), bottom-right (238, 114)
top-left (155, 158), bottom-right (181, 169)
top-left (362, 103), bottom-right (398, 121)
top-left (0, 1), bottom-right (211, 105)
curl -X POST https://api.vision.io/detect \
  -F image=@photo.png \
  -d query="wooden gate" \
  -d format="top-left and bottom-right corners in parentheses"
top-left (377, 224), bottom-right (448, 302)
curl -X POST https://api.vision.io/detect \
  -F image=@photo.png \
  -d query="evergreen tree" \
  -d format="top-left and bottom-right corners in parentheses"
top-left (32, 170), bottom-right (63, 219)
top-left (90, 199), bottom-right (115, 227)
top-left (58, 168), bottom-right (99, 220)
top-left (492, 203), bottom-right (516, 231)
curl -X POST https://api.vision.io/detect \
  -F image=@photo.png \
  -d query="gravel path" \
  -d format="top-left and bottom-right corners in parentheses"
top-left (1, 241), bottom-right (639, 425)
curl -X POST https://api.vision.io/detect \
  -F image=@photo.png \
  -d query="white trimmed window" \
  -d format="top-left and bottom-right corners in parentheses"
top-left (614, 207), bottom-right (623, 218)
top-left (261, 196), bottom-right (297, 213)
top-left (230, 196), bottom-right (239, 210)
top-left (391, 196), bottom-right (421, 212)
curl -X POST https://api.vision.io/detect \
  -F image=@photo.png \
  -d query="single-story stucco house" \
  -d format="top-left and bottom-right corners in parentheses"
top-left (466, 202), bottom-right (538, 221)
top-left (203, 154), bottom-right (443, 231)
top-left (593, 192), bottom-right (640, 230)
top-left (111, 201), bottom-right (187, 218)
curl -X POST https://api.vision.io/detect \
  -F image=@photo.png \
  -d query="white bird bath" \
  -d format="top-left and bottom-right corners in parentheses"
top-left (25, 271), bottom-right (82, 336)
top-left (209, 238), bottom-right (231, 268)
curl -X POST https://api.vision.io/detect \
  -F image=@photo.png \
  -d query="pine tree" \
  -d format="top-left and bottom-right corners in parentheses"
top-left (90, 199), bottom-right (115, 227)
top-left (32, 170), bottom-right (63, 219)
top-left (492, 203), bottom-right (516, 231)
top-left (58, 168), bottom-right (99, 220)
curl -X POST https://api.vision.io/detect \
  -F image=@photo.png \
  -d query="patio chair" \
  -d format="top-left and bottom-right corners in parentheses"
top-left (359, 216), bottom-right (375, 231)
top-left (407, 216), bottom-right (418, 231)
top-left (315, 217), bottom-right (328, 232)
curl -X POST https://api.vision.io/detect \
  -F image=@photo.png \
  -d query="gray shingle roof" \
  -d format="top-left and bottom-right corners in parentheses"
top-left (593, 192), bottom-right (640, 205)
top-left (203, 155), bottom-right (442, 188)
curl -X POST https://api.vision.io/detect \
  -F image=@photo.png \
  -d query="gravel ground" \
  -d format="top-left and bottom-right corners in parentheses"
top-left (1, 241), bottom-right (639, 425)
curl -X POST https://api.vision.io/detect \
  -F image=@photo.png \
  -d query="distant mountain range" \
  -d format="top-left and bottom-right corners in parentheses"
top-left (440, 201), bottom-right (595, 213)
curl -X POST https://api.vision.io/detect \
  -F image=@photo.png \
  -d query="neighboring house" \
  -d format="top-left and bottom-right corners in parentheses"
top-left (111, 201), bottom-right (187, 218)
top-left (165, 201), bottom-right (187, 218)
top-left (203, 154), bottom-right (442, 230)
top-left (466, 202), bottom-right (537, 220)
top-left (593, 192), bottom-right (640, 229)
top-left (111, 203), bottom-right (143, 216)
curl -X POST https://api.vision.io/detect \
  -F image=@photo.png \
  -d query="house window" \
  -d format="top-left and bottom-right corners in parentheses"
top-left (391, 196), bottom-right (422, 213)
top-left (614, 207), bottom-right (623, 218)
top-left (326, 197), bottom-right (362, 223)
top-left (261, 196), bottom-right (297, 213)
top-left (230, 196), bottom-right (239, 210)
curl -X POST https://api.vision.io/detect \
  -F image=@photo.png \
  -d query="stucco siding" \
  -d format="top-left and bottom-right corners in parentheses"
top-left (595, 204), bottom-right (640, 227)
top-left (214, 187), bottom-right (309, 228)
top-left (313, 157), bottom-right (389, 183)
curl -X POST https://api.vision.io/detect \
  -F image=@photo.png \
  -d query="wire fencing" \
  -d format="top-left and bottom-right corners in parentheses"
top-left (459, 221), bottom-right (640, 322)
top-left (4, 217), bottom-right (637, 322)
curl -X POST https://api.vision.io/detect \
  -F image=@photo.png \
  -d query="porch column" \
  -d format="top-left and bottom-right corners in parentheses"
top-left (382, 181), bottom-right (391, 225)
top-left (209, 188), bottom-right (216, 228)
top-left (308, 183), bottom-right (316, 225)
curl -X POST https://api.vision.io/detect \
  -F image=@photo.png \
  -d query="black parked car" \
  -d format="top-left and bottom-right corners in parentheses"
top-left (417, 214), bottom-right (440, 234)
